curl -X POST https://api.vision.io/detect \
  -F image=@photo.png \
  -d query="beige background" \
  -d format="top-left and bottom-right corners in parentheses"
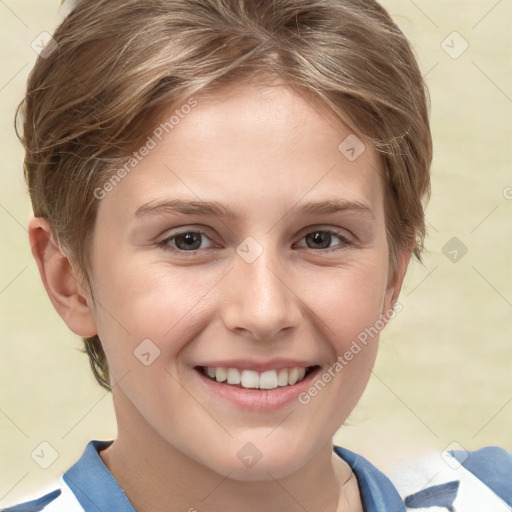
top-left (1, 0), bottom-right (511, 507)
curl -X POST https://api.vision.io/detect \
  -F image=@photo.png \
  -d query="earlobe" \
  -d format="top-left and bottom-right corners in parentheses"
top-left (28, 217), bottom-right (97, 337)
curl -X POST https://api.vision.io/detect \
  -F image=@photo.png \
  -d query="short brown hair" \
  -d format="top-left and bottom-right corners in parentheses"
top-left (17, 0), bottom-right (432, 391)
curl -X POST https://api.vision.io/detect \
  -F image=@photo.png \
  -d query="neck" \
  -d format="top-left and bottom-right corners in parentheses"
top-left (99, 396), bottom-right (359, 512)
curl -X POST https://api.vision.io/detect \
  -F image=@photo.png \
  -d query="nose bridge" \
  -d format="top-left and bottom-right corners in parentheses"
top-left (221, 237), bottom-right (301, 340)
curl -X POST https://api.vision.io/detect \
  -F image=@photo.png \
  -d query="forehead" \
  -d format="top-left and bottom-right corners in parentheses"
top-left (97, 80), bottom-right (384, 222)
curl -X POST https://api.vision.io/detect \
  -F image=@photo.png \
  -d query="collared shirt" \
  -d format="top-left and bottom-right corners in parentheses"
top-left (2, 440), bottom-right (511, 511)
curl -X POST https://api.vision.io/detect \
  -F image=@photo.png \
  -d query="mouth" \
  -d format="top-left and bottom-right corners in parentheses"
top-left (194, 365), bottom-right (320, 390)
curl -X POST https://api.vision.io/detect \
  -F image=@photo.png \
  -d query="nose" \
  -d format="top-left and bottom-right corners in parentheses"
top-left (220, 242), bottom-right (302, 341)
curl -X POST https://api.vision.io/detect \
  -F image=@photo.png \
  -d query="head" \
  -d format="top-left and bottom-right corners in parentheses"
top-left (20, 0), bottom-right (431, 479)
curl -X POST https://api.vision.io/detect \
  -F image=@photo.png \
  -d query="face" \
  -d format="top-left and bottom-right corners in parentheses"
top-left (85, 80), bottom-right (407, 480)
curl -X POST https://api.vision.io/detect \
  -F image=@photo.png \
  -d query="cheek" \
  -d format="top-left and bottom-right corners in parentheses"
top-left (313, 272), bottom-right (383, 376)
top-left (90, 258), bottom-right (218, 370)
top-left (306, 258), bottom-right (389, 341)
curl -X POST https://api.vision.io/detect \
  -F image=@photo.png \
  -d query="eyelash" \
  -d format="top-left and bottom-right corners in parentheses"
top-left (157, 228), bottom-right (353, 255)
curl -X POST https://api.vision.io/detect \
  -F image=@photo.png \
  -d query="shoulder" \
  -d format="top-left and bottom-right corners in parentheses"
top-left (0, 477), bottom-right (84, 512)
top-left (334, 445), bottom-right (407, 510)
top-left (334, 444), bottom-right (512, 512)
top-left (386, 445), bottom-right (512, 512)
top-left (0, 440), bottom-right (117, 512)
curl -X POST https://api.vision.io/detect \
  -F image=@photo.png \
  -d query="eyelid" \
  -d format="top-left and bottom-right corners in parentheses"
top-left (157, 227), bottom-right (215, 252)
top-left (157, 225), bottom-right (353, 255)
top-left (293, 227), bottom-right (353, 250)
top-left (298, 225), bottom-right (353, 240)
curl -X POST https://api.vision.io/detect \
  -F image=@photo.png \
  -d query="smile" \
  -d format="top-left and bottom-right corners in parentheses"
top-left (198, 366), bottom-right (317, 390)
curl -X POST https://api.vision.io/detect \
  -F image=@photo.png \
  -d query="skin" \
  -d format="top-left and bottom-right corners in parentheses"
top-left (29, 80), bottom-right (412, 512)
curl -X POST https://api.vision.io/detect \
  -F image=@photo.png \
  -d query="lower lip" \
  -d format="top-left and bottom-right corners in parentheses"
top-left (194, 367), bottom-right (321, 412)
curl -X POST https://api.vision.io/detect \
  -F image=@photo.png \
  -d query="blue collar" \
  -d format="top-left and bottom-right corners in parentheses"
top-left (63, 440), bottom-right (134, 511)
top-left (333, 446), bottom-right (405, 511)
top-left (63, 440), bottom-right (404, 511)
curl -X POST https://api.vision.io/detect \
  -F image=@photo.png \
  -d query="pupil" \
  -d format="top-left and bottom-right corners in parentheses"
top-left (308, 231), bottom-right (330, 249)
top-left (177, 233), bottom-right (200, 250)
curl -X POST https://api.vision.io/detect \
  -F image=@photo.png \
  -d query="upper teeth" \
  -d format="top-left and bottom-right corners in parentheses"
top-left (203, 367), bottom-right (308, 389)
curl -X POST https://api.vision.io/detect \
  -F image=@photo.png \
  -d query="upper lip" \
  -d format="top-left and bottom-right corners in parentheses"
top-left (195, 359), bottom-right (319, 373)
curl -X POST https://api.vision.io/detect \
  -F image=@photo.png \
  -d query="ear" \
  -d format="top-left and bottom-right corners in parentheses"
top-left (28, 217), bottom-right (97, 337)
top-left (382, 247), bottom-right (413, 319)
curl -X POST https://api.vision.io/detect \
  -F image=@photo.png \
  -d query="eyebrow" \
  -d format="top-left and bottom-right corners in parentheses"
top-left (134, 198), bottom-right (374, 220)
top-left (134, 199), bottom-right (237, 219)
top-left (298, 199), bottom-right (374, 219)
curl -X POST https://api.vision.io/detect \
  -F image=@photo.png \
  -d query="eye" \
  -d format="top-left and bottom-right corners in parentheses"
top-left (157, 227), bottom-right (352, 255)
top-left (295, 228), bottom-right (352, 252)
top-left (158, 230), bottom-right (213, 252)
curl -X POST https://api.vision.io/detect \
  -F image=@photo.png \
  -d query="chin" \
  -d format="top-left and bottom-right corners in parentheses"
top-left (203, 438), bottom-right (312, 482)
top-left (228, 455), bottom-right (305, 482)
